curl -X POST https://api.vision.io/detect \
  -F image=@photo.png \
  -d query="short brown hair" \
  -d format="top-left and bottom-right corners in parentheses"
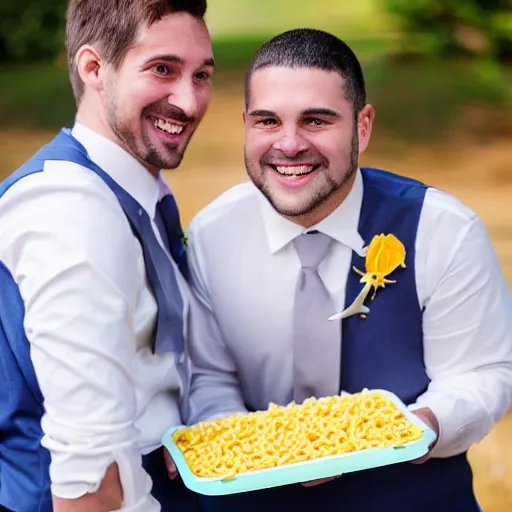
top-left (65, 0), bottom-right (207, 103)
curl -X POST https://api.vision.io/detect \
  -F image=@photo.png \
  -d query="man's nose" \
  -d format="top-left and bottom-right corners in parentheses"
top-left (167, 79), bottom-right (197, 120)
top-left (272, 129), bottom-right (309, 157)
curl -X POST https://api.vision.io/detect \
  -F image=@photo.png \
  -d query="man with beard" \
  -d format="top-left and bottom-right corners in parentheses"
top-left (182, 29), bottom-right (512, 512)
top-left (0, 1), bottom-right (213, 511)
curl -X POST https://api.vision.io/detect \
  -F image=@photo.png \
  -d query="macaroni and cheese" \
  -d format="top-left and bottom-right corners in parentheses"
top-left (172, 390), bottom-right (423, 479)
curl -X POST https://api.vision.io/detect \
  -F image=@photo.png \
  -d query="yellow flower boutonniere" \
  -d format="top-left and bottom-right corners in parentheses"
top-left (329, 234), bottom-right (406, 321)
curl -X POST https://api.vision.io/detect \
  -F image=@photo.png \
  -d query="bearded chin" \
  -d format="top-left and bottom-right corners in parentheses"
top-left (106, 97), bottom-right (184, 170)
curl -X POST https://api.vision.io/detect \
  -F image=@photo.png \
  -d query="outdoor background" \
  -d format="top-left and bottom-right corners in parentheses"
top-left (1, 1), bottom-right (511, 510)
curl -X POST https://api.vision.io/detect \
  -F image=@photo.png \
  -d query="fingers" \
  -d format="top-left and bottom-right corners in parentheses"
top-left (408, 408), bottom-right (440, 465)
top-left (163, 448), bottom-right (178, 480)
top-left (301, 475), bottom-right (340, 487)
top-left (410, 453), bottom-right (430, 464)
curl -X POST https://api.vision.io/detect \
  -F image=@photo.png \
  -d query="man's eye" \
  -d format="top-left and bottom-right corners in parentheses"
top-left (154, 65), bottom-right (171, 76)
top-left (305, 118), bottom-right (325, 126)
top-left (257, 119), bottom-right (277, 126)
top-left (195, 71), bottom-right (211, 82)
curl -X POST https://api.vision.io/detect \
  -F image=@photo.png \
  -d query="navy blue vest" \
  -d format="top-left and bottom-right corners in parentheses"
top-left (0, 129), bottom-right (191, 511)
top-left (199, 169), bottom-right (480, 512)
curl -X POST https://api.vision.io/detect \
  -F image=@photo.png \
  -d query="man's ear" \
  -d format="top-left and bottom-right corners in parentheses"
top-left (357, 104), bottom-right (375, 154)
top-left (75, 45), bottom-right (107, 93)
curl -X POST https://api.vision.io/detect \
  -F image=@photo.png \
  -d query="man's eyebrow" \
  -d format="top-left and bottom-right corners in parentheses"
top-left (142, 55), bottom-right (215, 68)
top-left (143, 54), bottom-right (183, 66)
top-left (247, 108), bottom-right (341, 118)
top-left (300, 108), bottom-right (341, 118)
top-left (247, 109), bottom-right (276, 117)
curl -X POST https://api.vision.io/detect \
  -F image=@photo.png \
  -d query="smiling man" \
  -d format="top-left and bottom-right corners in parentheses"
top-left (0, 1), bottom-right (213, 511)
top-left (183, 29), bottom-right (512, 512)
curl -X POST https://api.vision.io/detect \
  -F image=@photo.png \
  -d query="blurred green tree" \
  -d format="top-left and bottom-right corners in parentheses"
top-left (0, 0), bottom-right (67, 62)
top-left (385, 0), bottom-right (512, 61)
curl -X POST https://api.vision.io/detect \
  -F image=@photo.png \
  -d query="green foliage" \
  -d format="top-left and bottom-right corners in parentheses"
top-left (0, 0), bottom-right (67, 61)
top-left (211, 34), bottom-right (392, 72)
top-left (206, 0), bottom-right (390, 37)
top-left (385, 0), bottom-right (512, 60)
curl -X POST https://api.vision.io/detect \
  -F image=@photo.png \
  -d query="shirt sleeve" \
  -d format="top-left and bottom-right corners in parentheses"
top-left (186, 223), bottom-right (248, 425)
top-left (0, 168), bottom-right (158, 510)
top-left (410, 205), bottom-right (512, 458)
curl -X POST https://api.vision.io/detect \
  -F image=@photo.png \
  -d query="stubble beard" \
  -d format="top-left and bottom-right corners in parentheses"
top-left (106, 93), bottom-right (187, 171)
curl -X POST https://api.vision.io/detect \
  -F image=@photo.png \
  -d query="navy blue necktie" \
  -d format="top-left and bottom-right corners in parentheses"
top-left (154, 194), bottom-right (189, 279)
top-left (152, 194), bottom-right (191, 418)
top-left (125, 205), bottom-right (182, 355)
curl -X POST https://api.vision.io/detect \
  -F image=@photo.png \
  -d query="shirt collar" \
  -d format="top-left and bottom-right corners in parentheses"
top-left (259, 169), bottom-right (366, 256)
top-left (72, 122), bottom-right (162, 218)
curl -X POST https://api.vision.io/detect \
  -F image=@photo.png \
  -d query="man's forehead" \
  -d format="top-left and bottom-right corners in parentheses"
top-left (248, 66), bottom-right (347, 110)
top-left (251, 66), bottom-right (345, 85)
top-left (131, 13), bottom-right (213, 62)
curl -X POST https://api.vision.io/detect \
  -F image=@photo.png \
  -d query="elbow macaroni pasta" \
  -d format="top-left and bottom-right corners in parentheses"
top-left (172, 390), bottom-right (423, 479)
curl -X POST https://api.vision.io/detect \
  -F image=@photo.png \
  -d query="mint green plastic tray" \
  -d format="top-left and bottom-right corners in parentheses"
top-left (161, 390), bottom-right (437, 496)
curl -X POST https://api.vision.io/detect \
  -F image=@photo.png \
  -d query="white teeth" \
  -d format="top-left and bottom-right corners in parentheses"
top-left (153, 118), bottom-right (184, 135)
top-left (275, 165), bottom-right (314, 176)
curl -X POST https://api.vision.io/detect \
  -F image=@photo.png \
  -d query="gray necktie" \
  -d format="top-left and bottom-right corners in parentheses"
top-left (293, 232), bottom-right (340, 403)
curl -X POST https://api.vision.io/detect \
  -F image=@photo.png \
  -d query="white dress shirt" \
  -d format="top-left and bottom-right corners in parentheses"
top-left (0, 123), bottom-right (190, 511)
top-left (187, 169), bottom-right (512, 459)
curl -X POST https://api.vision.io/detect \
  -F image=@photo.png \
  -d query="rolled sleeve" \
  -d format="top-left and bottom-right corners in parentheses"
top-left (0, 170), bottom-right (157, 507)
